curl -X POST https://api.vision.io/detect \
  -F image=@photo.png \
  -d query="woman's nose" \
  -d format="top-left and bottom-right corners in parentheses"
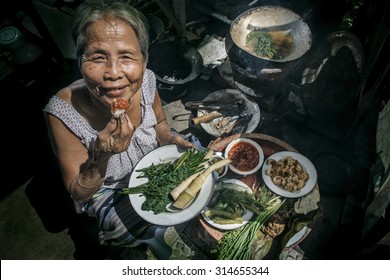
top-left (104, 60), bottom-right (124, 78)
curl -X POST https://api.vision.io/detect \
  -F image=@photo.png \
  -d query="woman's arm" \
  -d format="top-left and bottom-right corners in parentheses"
top-left (47, 114), bottom-right (110, 202)
top-left (47, 112), bottom-right (133, 202)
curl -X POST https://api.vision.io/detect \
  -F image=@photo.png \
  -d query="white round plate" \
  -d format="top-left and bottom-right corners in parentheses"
top-left (201, 179), bottom-right (254, 231)
top-left (128, 144), bottom-right (214, 226)
top-left (197, 89), bottom-right (261, 137)
top-left (262, 151), bottom-right (317, 198)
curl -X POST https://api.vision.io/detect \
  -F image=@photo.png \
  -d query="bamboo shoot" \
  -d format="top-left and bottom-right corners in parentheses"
top-left (173, 158), bottom-right (232, 209)
top-left (169, 149), bottom-right (214, 200)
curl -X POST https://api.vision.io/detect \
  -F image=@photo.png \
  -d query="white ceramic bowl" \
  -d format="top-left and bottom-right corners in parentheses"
top-left (224, 138), bottom-right (264, 175)
top-left (209, 154), bottom-right (228, 179)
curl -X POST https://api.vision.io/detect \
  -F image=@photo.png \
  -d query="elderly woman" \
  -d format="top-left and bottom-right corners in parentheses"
top-left (43, 0), bottom-right (193, 252)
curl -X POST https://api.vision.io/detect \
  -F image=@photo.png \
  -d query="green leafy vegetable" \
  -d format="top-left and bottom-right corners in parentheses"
top-left (246, 30), bottom-right (282, 59)
top-left (119, 148), bottom-right (207, 214)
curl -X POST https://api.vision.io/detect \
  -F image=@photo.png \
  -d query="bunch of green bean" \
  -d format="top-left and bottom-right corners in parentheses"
top-left (204, 186), bottom-right (266, 225)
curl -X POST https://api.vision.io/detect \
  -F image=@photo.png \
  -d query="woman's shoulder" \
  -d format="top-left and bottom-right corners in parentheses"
top-left (56, 79), bottom-right (86, 104)
top-left (142, 69), bottom-right (156, 101)
top-left (144, 69), bottom-right (156, 84)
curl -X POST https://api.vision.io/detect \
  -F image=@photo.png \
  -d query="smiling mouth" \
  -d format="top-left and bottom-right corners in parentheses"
top-left (104, 86), bottom-right (127, 91)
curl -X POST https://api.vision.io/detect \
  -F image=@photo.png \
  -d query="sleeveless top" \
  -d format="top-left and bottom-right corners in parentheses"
top-left (43, 69), bottom-right (166, 247)
top-left (43, 69), bottom-right (159, 189)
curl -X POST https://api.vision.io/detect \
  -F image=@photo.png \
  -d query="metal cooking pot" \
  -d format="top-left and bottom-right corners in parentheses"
top-left (230, 6), bottom-right (312, 63)
top-left (148, 40), bottom-right (203, 101)
top-left (226, 6), bottom-right (312, 99)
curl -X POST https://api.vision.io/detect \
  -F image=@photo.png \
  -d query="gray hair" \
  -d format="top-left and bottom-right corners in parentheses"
top-left (71, 0), bottom-right (150, 66)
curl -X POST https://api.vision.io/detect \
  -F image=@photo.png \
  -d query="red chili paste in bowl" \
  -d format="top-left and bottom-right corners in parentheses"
top-left (228, 141), bottom-right (260, 171)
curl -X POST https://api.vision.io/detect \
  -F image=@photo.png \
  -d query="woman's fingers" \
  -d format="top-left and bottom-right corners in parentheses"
top-left (173, 135), bottom-right (194, 149)
top-left (96, 115), bottom-right (134, 154)
top-left (103, 118), bottom-right (119, 134)
top-left (110, 114), bottom-right (133, 152)
top-left (118, 114), bottom-right (135, 136)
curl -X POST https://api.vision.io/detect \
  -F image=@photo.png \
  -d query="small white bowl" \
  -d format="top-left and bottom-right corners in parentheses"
top-left (224, 138), bottom-right (264, 175)
top-left (209, 154), bottom-right (228, 179)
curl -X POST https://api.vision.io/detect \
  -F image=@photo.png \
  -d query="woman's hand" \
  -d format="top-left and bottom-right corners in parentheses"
top-left (95, 114), bottom-right (135, 154)
top-left (155, 120), bottom-right (194, 149)
top-left (172, 134), bottom-right (194, 149)
top-left (68, 114), bottom-right (134, 202)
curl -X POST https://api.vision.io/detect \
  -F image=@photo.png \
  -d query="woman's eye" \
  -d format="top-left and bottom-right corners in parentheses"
top-left (83, 55), bottom-right (106, 63)
top-left (120, 56), bottom-right (133, 64)
top-left (92, 56), bottom-right (106, 63)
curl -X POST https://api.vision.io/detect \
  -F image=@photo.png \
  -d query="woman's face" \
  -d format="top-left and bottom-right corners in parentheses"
top-left (80, 19), bottom-right (146, 106)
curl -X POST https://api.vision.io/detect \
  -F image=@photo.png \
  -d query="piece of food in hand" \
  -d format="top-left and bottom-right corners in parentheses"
top-left (111, 98), bottom-right (129, 118)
